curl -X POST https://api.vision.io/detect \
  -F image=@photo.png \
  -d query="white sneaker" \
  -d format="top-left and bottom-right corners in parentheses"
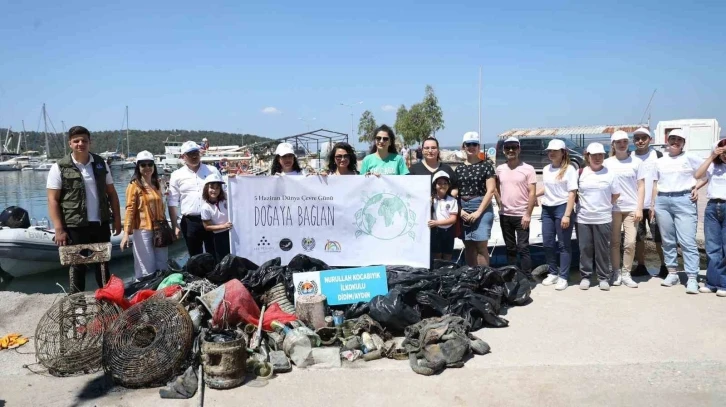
top-left (621, 273), bottom-right (638, 288)
top-left (542, 274), bottom-right (559, 286)
top-left (699, 286), bottom-right (715, 294)
top-left (612, 271), bottom-right (622, 286)
top-left (599, 281), bottom-right (610, 291)
top-left (717, 290), bottom-right (726, 297)
top-left (555, 279), bottom-right (568, 291)
top-left (579, 279), bottom-right (591, 290)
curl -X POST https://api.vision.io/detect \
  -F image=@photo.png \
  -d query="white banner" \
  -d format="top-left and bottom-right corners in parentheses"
top-left (228, 175), bottom-right (431, 267)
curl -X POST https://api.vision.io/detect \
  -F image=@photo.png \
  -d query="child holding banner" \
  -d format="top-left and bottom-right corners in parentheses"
top-left (429, 171), bottom-right (459, 261)
top-left (201, 173), bottom-right (233, 262)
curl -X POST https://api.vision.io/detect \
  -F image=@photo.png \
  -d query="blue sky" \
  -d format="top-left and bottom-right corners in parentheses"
top-left (1, 0), bottom-right (724, 149)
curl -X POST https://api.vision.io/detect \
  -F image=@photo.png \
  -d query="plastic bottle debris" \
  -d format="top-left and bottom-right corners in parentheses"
top-left (282, 328), bottom-right (314, 367)
top-left (340, 350), bottom-right (363, 362)
top-left (361, 332), bottom-right (376, 353)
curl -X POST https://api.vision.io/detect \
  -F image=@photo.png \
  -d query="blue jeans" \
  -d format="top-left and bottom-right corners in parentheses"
top-left (655, 194), bottom-right (699, 276)
top-left (541, 204), bottom-right (574, 278)
top-left (704, 200), bottom-right (726, 289)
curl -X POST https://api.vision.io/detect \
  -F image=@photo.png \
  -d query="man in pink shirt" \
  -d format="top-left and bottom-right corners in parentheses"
top-left (496, 137), bottom-right (537, 276)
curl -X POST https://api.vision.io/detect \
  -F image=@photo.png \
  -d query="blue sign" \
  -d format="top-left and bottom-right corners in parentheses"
top-left (319, 266), bottom-right (388, 306)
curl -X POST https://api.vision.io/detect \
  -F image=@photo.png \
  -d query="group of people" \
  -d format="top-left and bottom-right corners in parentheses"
top-left (47, 124), bottom-right (726, 299)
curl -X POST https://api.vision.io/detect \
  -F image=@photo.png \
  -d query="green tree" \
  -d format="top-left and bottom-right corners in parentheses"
top-left (394, 104), bottom-right (409, 144)
top-left (357, 110), bottom-right (378, 143)
top-left (422, 85), bottom-right (444, 137)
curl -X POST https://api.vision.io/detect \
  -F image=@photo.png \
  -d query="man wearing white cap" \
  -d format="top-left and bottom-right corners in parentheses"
top-left (630, 127), bottom-right (667, 278)
top-left (168, 141), bottom-right (222, 257)
top-left (651, 129), bottom-right (705, 294)
top-left (495, 136), bottom-right (537, 277)
top-left (603, 130), bottom-right (646, 288)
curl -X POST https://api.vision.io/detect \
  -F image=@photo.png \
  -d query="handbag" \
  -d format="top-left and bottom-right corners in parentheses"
top-left (139, 186), bottom-right (174, 248)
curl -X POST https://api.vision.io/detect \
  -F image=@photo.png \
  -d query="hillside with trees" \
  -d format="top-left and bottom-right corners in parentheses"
top-left (0, 129), bottom-right (271, 158)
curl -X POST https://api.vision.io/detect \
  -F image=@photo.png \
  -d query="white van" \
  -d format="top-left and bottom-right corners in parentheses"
top-left (655, 119), bottom-right (721, 159)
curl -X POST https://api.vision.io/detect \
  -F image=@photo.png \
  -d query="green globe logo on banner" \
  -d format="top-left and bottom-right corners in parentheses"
top-left (354, 192), bottom-right (417, 240)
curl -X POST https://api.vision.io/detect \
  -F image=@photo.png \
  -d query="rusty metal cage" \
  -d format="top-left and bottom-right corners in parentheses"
top-left (102, 297), bottom-right (194, 388)
top-left (34, 293), bottom-right (122, 376)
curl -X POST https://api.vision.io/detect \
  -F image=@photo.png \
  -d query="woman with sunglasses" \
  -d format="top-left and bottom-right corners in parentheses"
top-left (455, 132), bottom-right (496, 266)
top-left (326, 142), bottom-right (359, 175)
top-left (120, 151), bottom-right (169, 280)
top-left (694, 139), bottom-right (726, 296)
top-left (360, 124), bottom-right (409, 176)
top-left (409, 137), bottom-right (458, 195)
top-left (270, 142), bottom-right (303, 175)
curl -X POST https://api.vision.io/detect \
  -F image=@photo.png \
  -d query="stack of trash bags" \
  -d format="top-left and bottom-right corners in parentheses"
top-left (33, 252), bottom-right (534, 397)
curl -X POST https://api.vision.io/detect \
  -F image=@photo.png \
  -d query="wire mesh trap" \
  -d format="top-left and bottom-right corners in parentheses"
top-left (103, 297), bottom-right (194, 388)
top-left (34, 293), bottom-right (122, 376)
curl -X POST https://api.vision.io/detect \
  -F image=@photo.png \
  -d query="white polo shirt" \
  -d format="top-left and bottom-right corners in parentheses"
top-left (46, 155), bottom-right (114, 223)
top-left (706, 163), bottom-right (726, 200)
top-left (654, 152), bottom-right (703, 193)
top-left (604, 155), bottom-right (646, 212)
top-left (432, 196), bottom-right (458, 230)
top-left (168, 164), bottom-right (221, 216)
top-left (201, 200), bottom-right (229, 234)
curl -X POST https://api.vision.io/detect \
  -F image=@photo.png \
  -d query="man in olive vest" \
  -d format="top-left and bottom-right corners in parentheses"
top-left (47, 126), bottom-right (122, 293)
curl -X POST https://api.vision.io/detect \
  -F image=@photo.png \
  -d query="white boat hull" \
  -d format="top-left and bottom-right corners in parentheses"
top-left (0, 226), bottom-right (131, 278)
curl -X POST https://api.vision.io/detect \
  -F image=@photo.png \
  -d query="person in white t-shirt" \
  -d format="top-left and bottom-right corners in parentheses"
top-left (536, 139), bottom-right (578, 291)
top-left (201, 173), bottom-right (232, 262)
top-left (652, 128), bottom-right (704, 294)
top-left (428, 171), bottom-right (459, 262)
top-left (577, 142), bottom-right (621, 291)
top-left (604, 131), bottom-right (646, 289)
top-left (631, 127), bottom-right (667, 278)
top-left (270, 143), bottom-right (302, 176)
top-left (694, 139), bottom-right (726, 296)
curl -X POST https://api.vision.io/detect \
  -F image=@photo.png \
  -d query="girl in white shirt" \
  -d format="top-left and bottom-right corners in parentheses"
top-left (652, 129), bottom-right (704, 294)
top-left (201, 173), bottom-right (232, 262)
top-left (270, 142), bottom-right (302, 176)
top-left (577, 143), bottom-right (621, 291)
top-left (604, 131), bottom-right (646, 289)
top-left (428, 171), bottom-right (459, 262)
top-left (536, 139), bottom-right (578, 291)
top-left (694, 139), bottom-right (726, 296)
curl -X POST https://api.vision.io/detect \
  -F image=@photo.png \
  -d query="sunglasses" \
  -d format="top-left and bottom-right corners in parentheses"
top-left (503, 144), bottom-right (519, 151)
top-left (185, 151), bottom-right (200, 157)
top-left (464, 142), bottom-right (479, 147)
top-left (138, 162), bottom-right (154, 168)
top-left (375, 137), bottom-right (390, 142)
top-left (334, 154), bottom-right (350, 160)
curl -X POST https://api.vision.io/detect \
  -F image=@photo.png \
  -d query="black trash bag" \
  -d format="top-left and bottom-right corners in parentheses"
top-left (332, 301), bottom-right (370, 320)
top-left (495, 266), bottom-right (532, 306)
top-left (414, 291), bottom-right (449, 318)
top-left (446, 288), bottom-right (509, 330)
top-left (124, 270), bottom-right (170, 297)
top-left (287, 254), bottom-right (330, 272)
top-left (431, 259), bottom-right (459, 270)
top-left (386, 265), bottom-right (432, 288)
top-left (206, 255), bottom-right (258, 285)
top-left (0, 206), bottom-right (30, 228)
top-left (369, 289), bottom-right (421, 334)
top-left (242, 257), bottom-right (291, 296)
top-left (185, 253), bottom-right (216, 278)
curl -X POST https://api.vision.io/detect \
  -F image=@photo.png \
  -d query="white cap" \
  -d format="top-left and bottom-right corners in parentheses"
top-left (462, 132), bottom-right (479, 143)
top-left (275, 142), bottom-right (295, 156)
top-left (611, 130), bottom-right (629, 142)
top-left (668, 129), bottom-right (685, 139)
top-left (202, 138), bottom-right (208, 141)
top-left (135, 150), bottom-right (154, 163)
top-left (432, 171), bottom-right (450, 185)
top-left (546, 139), bottom-right (566, 150)
top-left (204, 173), bottom-right (225, 185)
top-left (181, 141), bottom-right (201, 154)
top-left (633, 127), bottom-right (651, 138)
top-left (586, 142), bottom-right (606, 155)
top-left (503, 137), bottom-right (520, 144)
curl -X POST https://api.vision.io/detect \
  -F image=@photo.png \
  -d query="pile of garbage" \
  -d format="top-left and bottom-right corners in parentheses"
top-left (33, 253), bottom-right (532, 399)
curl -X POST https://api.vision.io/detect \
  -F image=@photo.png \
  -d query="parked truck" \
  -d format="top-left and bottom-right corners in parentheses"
top-left (655, 119), bottom-right (721, 159)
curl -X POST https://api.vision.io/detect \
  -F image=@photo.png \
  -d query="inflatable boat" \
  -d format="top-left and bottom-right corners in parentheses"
top-left (0, 226), bottom-right (131, 278)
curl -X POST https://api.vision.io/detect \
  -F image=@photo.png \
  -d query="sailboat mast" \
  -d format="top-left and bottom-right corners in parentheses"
top-left (125, 106), bottom-right (130, 156)
top-left (42, 103), bottom-right (51, 158)
top-left (20, 120), bottom-right (26, 154)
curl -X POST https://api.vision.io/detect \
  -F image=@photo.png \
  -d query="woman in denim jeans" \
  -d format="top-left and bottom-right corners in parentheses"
top-left (537, 139), bottom-right (578, 291)
top-left (695, 139), bottom-right (726, 296)
top-left (652, 129), bottom-right (705, 294)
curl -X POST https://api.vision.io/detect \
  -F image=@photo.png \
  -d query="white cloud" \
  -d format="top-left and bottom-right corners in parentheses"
top-left (261, 106), bottom-right (281, 114)
top-left (381, 104), bottom-right (396, 112)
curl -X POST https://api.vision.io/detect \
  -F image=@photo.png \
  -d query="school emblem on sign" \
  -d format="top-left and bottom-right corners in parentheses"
top-left (254, 236), bottom-right (273, 252)
top-left (324, 240), bottom-right (342, 252)
top-left (297, 280), bottom-right (319, 296)
top-left (301, 237), bottom-right (315, 252)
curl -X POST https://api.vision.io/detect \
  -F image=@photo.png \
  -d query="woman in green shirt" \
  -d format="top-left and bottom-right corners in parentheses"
top-left (360, 125), bottom-right (409, 175)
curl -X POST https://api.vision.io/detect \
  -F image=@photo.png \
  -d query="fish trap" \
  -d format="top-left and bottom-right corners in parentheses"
top-left (34, 293), bottom-right (122, 376)
top-left (103, 297), bottom-right (194, 388)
